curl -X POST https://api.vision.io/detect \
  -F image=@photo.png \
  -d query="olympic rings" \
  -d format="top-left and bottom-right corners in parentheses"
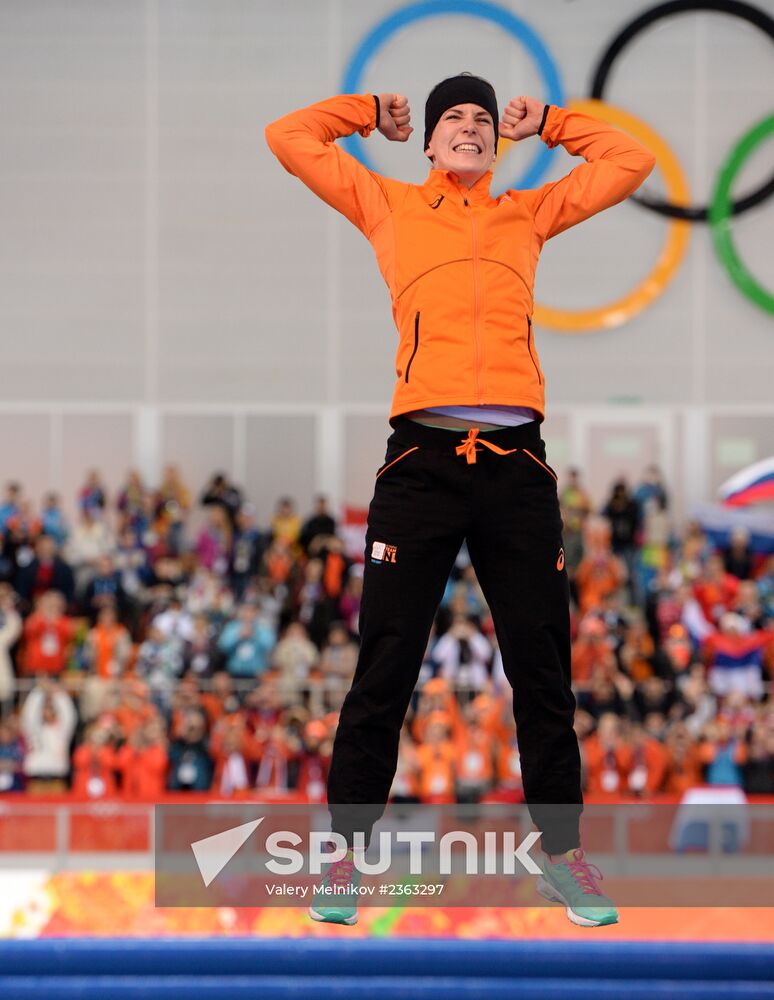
top-left (710, 114), bottom-right (774, 313)
top-left (343, 0), bottom-right (773, 329)
top-left (340, 0), bottom-right (564, 191)
top-left (533, 100), bottom-right (692, 333)
top-left (590, 0), bottom-right (774, 222)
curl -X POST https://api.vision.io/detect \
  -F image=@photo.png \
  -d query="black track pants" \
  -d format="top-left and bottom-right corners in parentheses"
top-left (327, 417), bottom-right (582, 855)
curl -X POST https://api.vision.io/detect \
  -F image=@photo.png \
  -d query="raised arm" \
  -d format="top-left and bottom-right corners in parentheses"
top-left (265, 93), bottom-right (411, 238)
top-left (500, 96), bottom-right (656, 241)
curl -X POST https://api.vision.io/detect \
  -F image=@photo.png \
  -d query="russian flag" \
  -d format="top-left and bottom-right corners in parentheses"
top-left (719, 456), bottom-right (774, 507)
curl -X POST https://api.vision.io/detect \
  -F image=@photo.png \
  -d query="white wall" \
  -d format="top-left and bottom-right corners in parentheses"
top-left (0, 0), bottom-right (771, 519)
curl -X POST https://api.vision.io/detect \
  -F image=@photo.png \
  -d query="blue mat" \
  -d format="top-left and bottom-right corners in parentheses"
top-left (0, 939), bottom-right (771, 999)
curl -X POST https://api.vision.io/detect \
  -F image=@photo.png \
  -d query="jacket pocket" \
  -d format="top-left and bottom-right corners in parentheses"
top-left (522, 448), bottom-right (557, 483)
top-left (376, 446), bottom-right (420, 480)
top-left (405, 312), bottom-right (420, 383)
top-left (526, 316), bottom-right (543, 386)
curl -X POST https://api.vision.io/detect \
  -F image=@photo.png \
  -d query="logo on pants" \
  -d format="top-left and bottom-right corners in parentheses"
top-left (372, 541), bottom-right (397, 564)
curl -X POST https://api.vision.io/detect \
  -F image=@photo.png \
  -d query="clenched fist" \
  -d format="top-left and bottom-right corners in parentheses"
top-left (376, 93), bottom-right (413, 142)
top-left (499, 95), bottom-right (546, 142)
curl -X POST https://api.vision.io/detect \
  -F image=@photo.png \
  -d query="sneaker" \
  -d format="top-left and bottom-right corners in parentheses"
top-left (536, 847), bottom-right (619, 927)
top-left (309, 849), bottom-right (361, 926)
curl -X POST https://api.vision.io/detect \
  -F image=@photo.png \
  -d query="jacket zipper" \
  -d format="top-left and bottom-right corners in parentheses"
top-left (405, 311), bottom-right (420, 383)
top-left (465, 196), bottom-right (483, 403)
top-left (526, 316), bottom-right (543, 386)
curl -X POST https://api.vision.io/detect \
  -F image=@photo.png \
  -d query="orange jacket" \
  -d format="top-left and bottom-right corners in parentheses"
top-left (115, 742), bottom-right (169, 799)
top-left (266, 95), bottom-right (654, 422)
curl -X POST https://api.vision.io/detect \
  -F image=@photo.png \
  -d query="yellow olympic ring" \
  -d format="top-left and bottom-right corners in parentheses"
top-left (500, 99), bottom-right (692, 333)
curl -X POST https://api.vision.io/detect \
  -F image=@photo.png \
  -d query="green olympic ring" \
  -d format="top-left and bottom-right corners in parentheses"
top-left (710, 114), bottom-right (774, 315)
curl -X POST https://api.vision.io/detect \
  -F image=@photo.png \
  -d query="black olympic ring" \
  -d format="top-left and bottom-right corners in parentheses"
top-left (589, 0), bottom-right (774, 222)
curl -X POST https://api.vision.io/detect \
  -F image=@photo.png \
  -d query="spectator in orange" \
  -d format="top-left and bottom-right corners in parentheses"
top-left (113, 680), bottom-right (158, 742)
top-left (455, 700), bottom-right (495, 802)
top-left (83, 604), bottom-right (132, 679)
top-left (200, 670), bottom-right (241, 727)
top-left (662, 721), bottom-right (704, 794)
top-left (468, 692), bottom-right (508, 740)
top-left (575, 518), bottom-right (626, 615)
top-left (571, 615), bottom-right (615, 684)
top-left (693, 553), bottom-right (740, 626)
top-left (412, 677), bottom-right (464, 744)
top-left (296, 719), bottom-right (332, 801)
top-left (662, 623), bottom-right (694, 678)
top-left (262, 536), bottom-right (295, 586)
top-left (310, 534), bottom-right (350, 603)
top-left (71, 722), bottom-right (119, 798)
top-left (618, 615), bottom-right (655, 682)
top-left (115, 716), bottom-right (169, 799)
top-left (582, 713), bottom-right (630, 795)
top-left (416, 713), bottom-right (456, 803)
top-left (390, 722), bottom-right (420, 802)
top-left (619, 722), bottom-right (667, 795)
top-left (494, 717), bottom-right (524, 800)
top-left (22, 591), bottom-right (76, 677)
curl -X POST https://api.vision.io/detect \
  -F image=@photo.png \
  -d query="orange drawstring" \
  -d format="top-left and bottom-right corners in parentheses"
top-left (455, 427), bottom-right (518, 464)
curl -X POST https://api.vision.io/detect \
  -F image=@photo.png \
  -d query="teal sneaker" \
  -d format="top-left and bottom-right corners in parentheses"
top-left (536, 847), bottom-right (619, 927)
top-left (309, 849), bottom-right (361, 926)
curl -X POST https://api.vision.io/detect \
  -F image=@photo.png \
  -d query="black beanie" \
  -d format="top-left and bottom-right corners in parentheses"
top-left (424, 73), bottom-right (499, 155)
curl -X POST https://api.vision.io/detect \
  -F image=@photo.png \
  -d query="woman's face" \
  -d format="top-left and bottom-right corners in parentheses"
top-left (425, 104), bottom-right (496, 187)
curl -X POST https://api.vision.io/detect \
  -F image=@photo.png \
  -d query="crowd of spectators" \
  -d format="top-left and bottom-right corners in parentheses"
top-left (0, 461), bottom-right (771, 803)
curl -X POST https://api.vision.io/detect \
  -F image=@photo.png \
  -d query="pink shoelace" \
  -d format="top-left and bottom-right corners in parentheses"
top-left (567, 848), bottom-right (605, 895)
top-left (551, 848), bottom-right (605, 896)
top-left (327, 856), bottom-right (355, 890)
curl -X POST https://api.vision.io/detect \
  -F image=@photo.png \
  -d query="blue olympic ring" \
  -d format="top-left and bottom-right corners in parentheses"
top-left (341, 0), bottom-right (565, 191)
